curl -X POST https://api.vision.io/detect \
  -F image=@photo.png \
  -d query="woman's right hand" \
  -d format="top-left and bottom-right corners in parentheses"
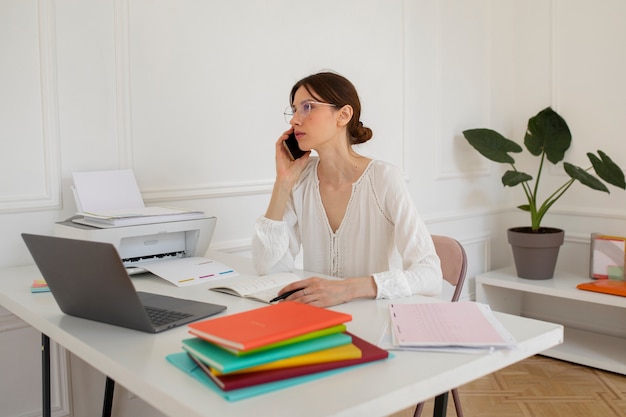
top-left (274, 128), bottom-right (310, 186)
top-left (263, 129), bottom-right (311, 221)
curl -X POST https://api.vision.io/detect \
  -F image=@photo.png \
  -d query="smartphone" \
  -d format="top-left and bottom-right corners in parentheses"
top-left (283, 132), bottom-right (306, 160)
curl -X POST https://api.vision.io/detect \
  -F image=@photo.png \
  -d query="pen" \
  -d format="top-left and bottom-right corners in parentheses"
top-left (269, 288), bottom-right (304, 303)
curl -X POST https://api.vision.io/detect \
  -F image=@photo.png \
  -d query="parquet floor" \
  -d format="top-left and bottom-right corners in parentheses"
top-left (389, 355), bottom-right (626, 417)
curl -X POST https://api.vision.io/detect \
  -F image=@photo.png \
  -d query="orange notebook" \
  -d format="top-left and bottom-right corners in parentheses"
top-left (577, 280), bottom-right (626, 297)
top-left (187, 302), bottom-right (352, 352)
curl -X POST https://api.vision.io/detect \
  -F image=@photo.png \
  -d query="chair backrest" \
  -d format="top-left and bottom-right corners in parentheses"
top-left (431, 235), bottom-right (467, 302)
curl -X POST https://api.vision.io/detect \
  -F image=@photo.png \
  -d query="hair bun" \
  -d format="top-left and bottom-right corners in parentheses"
top-left (351, 122), bottom-right (373, 145)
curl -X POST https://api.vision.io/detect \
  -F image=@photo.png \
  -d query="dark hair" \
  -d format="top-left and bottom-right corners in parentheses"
top-left (289, 72), bottom-right (373, 145)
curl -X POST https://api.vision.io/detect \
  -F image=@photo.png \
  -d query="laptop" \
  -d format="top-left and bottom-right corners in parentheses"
top-left (22, 233), bottom-right (227, 333)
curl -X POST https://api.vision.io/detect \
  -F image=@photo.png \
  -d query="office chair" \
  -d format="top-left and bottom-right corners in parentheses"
top-left (414, 235), bottom-right (468, 417)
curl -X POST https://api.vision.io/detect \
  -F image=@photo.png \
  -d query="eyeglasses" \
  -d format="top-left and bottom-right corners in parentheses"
top-left (284, 100), bottom-right (336, 124)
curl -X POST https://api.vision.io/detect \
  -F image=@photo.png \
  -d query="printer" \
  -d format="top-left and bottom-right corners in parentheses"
top-left (55, 216), bottom-right (217, 274)
top-left (57, 169), bottom-right (218, 274)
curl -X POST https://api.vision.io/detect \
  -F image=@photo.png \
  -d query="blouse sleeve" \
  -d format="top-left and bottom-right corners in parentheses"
top-left (251, 216), bottom-right (292, 275)
top-left (251, 159), bottom-right (317, 275)
top-left (251, 209), bottom-right (302, 275)
top-left (370, 164), bottom-right (443, 298)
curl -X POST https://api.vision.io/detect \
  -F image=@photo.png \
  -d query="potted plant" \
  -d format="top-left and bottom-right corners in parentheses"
top-left (463, 107), bottom-right (625, 279)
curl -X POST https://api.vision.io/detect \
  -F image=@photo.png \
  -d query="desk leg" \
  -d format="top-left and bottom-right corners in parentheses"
top-left (102, 377), bottom-right (115, 417)
top-left (42, 334), bottom-right (51, 417)
top-left (433, 393), bottom-right (448, 417)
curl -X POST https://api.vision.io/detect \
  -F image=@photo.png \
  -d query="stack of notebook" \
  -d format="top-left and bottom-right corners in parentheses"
top-left (30, 279), bottom-right (50, 293)
top-left (166, 302), bottom-right (390, 401)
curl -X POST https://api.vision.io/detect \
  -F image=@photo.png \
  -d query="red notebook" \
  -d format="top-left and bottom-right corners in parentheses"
top-left (577, 279), bottom-right (626, 297)
top-left (187, 332), bottom-right (389, 391)
top-left (187, 302), bottom-right (352, 352)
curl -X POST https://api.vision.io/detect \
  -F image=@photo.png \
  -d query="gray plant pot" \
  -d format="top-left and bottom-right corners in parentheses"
top-left (507, 227), bottom-right (565, 280)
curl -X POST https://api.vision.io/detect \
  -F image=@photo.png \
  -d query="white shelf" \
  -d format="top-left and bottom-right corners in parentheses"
top-left (542, 327), bottom-right (626, 375)
top-left (477, 267), bottom-right (626, 308)
top-left (477, 268), bottom-right (626, 375)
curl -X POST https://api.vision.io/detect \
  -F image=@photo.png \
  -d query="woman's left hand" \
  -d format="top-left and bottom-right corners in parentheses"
top-left (277, 276), bottom-right (377, 308)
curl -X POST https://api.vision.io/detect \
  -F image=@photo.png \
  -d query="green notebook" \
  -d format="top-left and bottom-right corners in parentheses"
top-left (166, 351), bottom-right (354, 401)
top-left (182, 332), bottom-right (352, 374)
top-left (219, 324), bottom-right (347, 356)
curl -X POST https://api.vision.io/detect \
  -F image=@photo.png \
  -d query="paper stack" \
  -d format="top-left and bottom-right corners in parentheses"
top-left (71, 169), bottom-right (206, 228)
top-left (76, 206), bottom-right (206, 228)
top-left (166, 302), bottom-right (390, 401)
top-left (387, 301), bottom-right (517, 353)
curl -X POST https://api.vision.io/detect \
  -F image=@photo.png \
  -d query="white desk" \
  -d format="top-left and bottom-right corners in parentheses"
top-left (0, 251), bottom-right (563, 417)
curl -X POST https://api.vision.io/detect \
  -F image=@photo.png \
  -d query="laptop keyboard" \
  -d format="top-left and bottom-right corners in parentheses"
top-left (145, 306), bottom-right (192, 327)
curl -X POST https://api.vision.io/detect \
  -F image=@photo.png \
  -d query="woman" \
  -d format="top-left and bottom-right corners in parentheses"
top-left (252, 72), bottom-right (442, 307)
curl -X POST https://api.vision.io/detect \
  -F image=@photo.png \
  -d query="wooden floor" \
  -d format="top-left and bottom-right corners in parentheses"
top-left (388, 355), bottom-right (626, 417)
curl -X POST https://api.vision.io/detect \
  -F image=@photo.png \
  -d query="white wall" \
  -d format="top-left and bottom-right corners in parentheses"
top-left (1, 1), bottom-right (625, 416)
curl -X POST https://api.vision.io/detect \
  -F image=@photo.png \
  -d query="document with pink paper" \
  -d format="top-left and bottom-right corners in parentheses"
top-left (383, 301), bottom-right (517, 353)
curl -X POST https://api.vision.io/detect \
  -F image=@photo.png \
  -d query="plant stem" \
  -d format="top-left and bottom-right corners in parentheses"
top-left (534, 179), bottom-right (574, 228)
top-left (510, 164), bottom-right (534, 207)
top-left (534, 165), bottom-right (593, 228)
top-left (529, 153), bottom-right (548, 229)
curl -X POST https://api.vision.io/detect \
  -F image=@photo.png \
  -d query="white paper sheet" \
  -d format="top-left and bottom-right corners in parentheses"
top-left (72, 169), bottom-right (145, 213)
top-left (141, 257), bottom-right (238, 287)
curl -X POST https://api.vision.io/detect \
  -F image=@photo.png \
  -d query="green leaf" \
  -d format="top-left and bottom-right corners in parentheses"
top-left (524, 107), bottom-right (571, 164)
top-left (502, 170), bottom-right (532, 187)
top-left (463, 129), bottom-right (522, 164)
top-left (563, 162), bottom-right (609, 192)
top-left (517, 204), bottom-right (531, 212)
top-left (587, 150), bottom-right (626, 189)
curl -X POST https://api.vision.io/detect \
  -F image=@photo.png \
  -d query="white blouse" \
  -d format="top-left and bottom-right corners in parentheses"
top-left (252, 158), bottom-right (442, 299)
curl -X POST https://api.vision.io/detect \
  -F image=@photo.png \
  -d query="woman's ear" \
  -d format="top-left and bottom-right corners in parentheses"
top-left (336, 105), bottom-right (353, 127)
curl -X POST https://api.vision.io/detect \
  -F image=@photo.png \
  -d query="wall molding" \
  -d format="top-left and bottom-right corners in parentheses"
top-left (551, 0), bottom-right (559, 110)
top-left (210, 238), bottom-right (253, 255)
top-left (112, 0), bottom-right (277, 203)
top-left (458, 231), bottom-right (492, 301)
top-left (434, 0), bottom-right (492, 181)
top-left (142, 179), bottom-right (274, 203)
top-left (461, 231), bottom-right (492, 271)
top-left (116, 1), bottom-right (409, 201)
top-left (421, 205), bottom-right (507, 225)
top-left (564, 231), bottom-right (593, 245)
top-left (0, 0), bottom-right (62, 214)
top-left (421, 202), bottom-right (626, 227)
top-left (433, 0), bottom-right (444, 180)
top-left (114, 0), bottom-right (134, 170)
top-left (399, 0), bottom-right (408, 176)
top-left (547, 204), bottom-right (626, 222)
top-left (45, 340), bottom-right (71, 417)
top-left (0, 313), bottom-right (71, 417)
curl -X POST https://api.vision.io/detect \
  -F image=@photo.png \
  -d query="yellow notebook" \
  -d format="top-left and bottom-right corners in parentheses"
top-left (211, 343), bottom-right (362, 375)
